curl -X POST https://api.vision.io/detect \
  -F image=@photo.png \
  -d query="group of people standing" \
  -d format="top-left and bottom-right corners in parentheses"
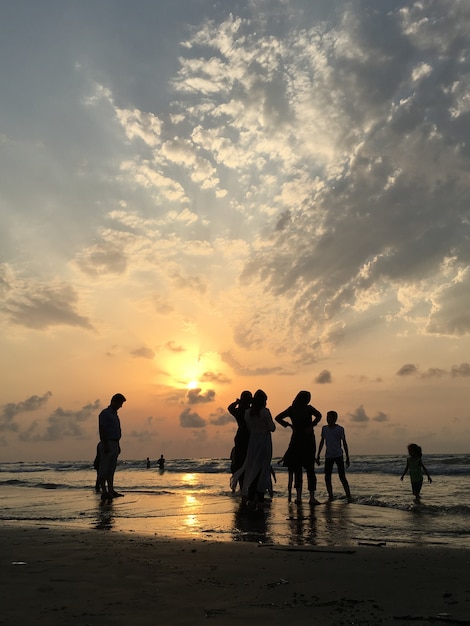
top-left (228, 389), bottom-right (352, 510)
top-left (94, 391), bottom-right (430, 509)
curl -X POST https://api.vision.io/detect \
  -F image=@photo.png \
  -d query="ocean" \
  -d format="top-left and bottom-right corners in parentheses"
top-left (1, 454), bottom-right (469, 548)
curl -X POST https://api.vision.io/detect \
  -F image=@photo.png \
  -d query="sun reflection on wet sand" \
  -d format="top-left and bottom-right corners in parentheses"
top-left (183, 494), bottom-right (200, 529)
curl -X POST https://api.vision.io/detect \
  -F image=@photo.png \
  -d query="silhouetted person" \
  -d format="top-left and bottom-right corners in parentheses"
top-left (231, 389), bottom-right (275, 510)
top-left (146, 457), bottom-right (151, 469)
top-left (157, 454), bottom-right (165, 470)
top-left (276, 391), bottom-right (322, 505)
top-left (98, 393), bottom-right (126, 500)
top-left (93, 443), bottom-right (101, 492)
top-left (228, 390), bottom-right (252, 490)
top-left (400, 443), bottom-right (432, 503)
top-left (316, 411), bottom-right (352, 502)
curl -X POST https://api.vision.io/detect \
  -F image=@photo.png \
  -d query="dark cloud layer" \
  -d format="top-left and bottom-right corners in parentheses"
top-left (187, 388), bottom-right (216, 404)
top-left (19, 400), bottom-right (100, 441)
top-left (179, 408), bottom-right (206, 428)
top-left (315, 369), bottom-right (332, 384)
top-left (0, 392), bottom-right (52, 432)
top-left (1, 274), bottom-right (93, 331)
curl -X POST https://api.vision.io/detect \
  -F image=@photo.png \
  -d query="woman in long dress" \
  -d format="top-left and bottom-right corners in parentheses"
top-left (227, 390), bottom-right (252, 491)
top-left (230, 389), bottom-right (275, 508)
top-left (275, 390), bottom-right (322, 505)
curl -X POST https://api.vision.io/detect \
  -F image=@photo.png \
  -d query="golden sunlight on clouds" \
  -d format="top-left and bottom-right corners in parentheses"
top-left (2, 1), bottom-right (470, 461)
top-left (162, 347), bottom-right (225, 392)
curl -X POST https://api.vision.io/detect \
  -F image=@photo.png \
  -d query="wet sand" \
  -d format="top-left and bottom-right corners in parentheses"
top-left (3, 486), bottom-right (461, 547)
top-left (1, 524), bottom-right (470, 626)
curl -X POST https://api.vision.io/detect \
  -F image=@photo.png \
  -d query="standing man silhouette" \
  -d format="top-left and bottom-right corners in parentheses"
top-left (98, 393), bottom-right (126, 500)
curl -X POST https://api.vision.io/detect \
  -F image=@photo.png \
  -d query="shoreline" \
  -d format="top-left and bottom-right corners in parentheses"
top-left (2, 484), bottom-right (469, 549)
top-left (2, 523), bottom-right (470, 625)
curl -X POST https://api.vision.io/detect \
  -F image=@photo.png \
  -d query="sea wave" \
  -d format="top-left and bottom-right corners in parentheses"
top-left (1, 454), bottom-right (470, 476)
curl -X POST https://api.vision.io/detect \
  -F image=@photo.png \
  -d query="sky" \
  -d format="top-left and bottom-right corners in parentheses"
top-left (1, 0), bottom-right (470, 462)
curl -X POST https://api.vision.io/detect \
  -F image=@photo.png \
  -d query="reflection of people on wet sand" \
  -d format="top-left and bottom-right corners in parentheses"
top-left (93, 498), bottom-right (115, 531)
top-left (268, 466), bottom-right (276, 498)
top-left (400, 443), bottom-right (432, 503)
top-left (275, 391), bottom-right (322, 505)
top-left (93, 443), bottom-right (101, 493)
top-left (285, 465), bottom-right (294, 503)
top-left (98, 393), bottom-right (126, 501)
top-left (228, 391), bottom-right (252, 491)
top-left (287, 504), bottom-right (318, 545)
top-left (230, 389), bottom-right (275, 511)
top-left (233, 501), bottom-right (270, 543)
top-left (146, 457), bottom-right (151, 469)
top-left (157, 454), bottom-right (165, 470)
top-left (316, 411), bottom-right (352, 502)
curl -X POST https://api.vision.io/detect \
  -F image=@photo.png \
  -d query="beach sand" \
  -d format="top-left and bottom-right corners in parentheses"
top-left (1, 524), bottom-right (470, 626)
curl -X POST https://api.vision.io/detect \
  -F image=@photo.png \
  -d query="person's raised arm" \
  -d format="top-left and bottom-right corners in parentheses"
top-left (311, 406), bottom-right (322, 427)
top-left (275, 408), bottom-right (291, 428)
top-left (227, 400), bottom-right (238, 417)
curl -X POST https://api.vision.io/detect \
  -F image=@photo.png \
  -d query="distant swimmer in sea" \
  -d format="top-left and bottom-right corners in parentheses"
top-left (157, 454), bottom-right (165, 470)
top-left (400, 443), bottom-right (432, 503)
top-left (275, 391), bottom-right (322, 505)
top-left (316, 411), bottom-right (352, 503)
top-left (98, 393), bottom-right (126, 501)
top-left (228, 390), bottom-right (252, 491)
top-left (146, 457), bottom-right (151, 469)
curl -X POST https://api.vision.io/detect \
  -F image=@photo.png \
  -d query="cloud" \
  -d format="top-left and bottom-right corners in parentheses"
top-left (128, 428), bottom-right (157, 441)
top-left (7, 0), bottom-right (470, 366)
top-left (153, 296), bottom-right (174, 315)
top-left (170, 271), bottom-right (207, 294)
top-left (348, 405), bottom-right (370, 423)
top-left (75, 241), bottom-right (128, 277)
top-left (130, 347), bottom-right (155, 359)
top-left (397, 362), bottom-right (470, 379)
top-left (221, 352), bottom-right (284, 376)
top-left (19, 400), bottom-right (100, 441)
top-left (179, 408), bottom-right (206, 428)
top-left (115, 107), bottom-right (162, 147)
top-left (0, 392), bottom-right (52, 432)
top-left (315, 369), bottom-right (332, 384)
top-left (208, 408), bottom-right (233, 426)
top-left (348, 406), bottom-right (388, 424)
top-left (396, 363), bottom-right (418, 377)
top-left (426, 272), bottom-right (470, 336)
top-left (421, 367), bottom-right (446, 379)
top-left (201, 371), bottom-right (232, 384)
top-left (187, 388), bottom-right (216, 404)
top-left (451, 363), bottom-right (470, 378)
top-left (167, 2), bottom-right (470, 358)
top-left (165, 341), bottom-right (186, 353)
top-left (0, 269), bottom-right (94, 331)
top-left (162, 138), bottom-right (220, 189)
top-left (120, 159), bottom-right (189, 203)
top-left (2, 1), bottom-right (470, 461)
top-left (372, 411), bottom-right (389, 423)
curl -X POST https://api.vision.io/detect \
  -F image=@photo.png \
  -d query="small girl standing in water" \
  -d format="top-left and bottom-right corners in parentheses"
top-left (400, 443), bottom-right (432, 502)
